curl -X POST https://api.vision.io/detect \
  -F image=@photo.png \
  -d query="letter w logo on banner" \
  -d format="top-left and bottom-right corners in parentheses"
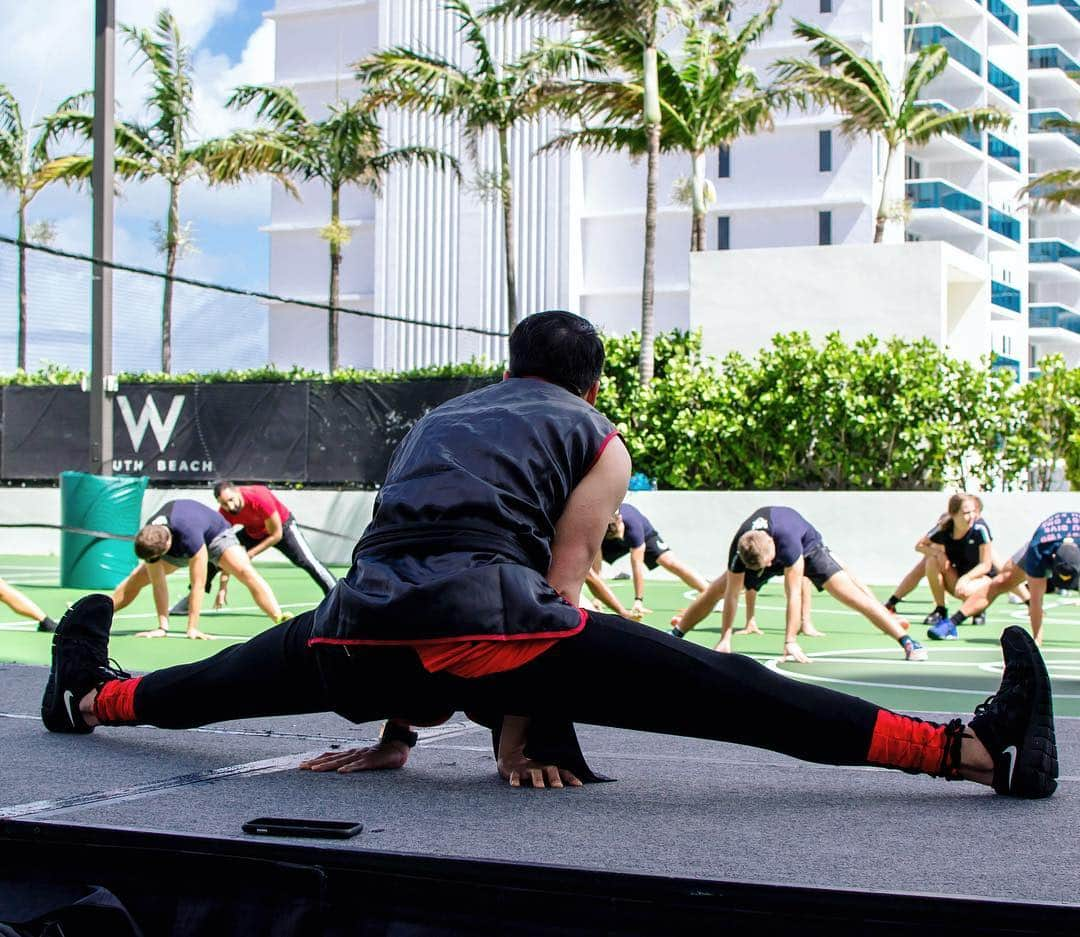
top-left (116, 395), bottom-right (186, 451)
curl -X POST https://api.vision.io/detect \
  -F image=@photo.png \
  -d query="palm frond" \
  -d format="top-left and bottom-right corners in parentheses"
top-left (356, 47), bottom-right (473, 118)
top-left (442, 0), bottom-right (495, 79)
top-left (901, 44), bottom-right (950, 107)
top-left (1021, 168), bottom-right (1080, 208)
top-left (538, 123), bottom-right (649, 156)
top-left (904, 104), bottom-right (1011, 146)
top-left (227, 84), bottom-right (309, 129)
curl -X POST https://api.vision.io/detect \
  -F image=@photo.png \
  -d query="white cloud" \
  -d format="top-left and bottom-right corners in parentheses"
top-left (0, 1), bottom-right (272, 256)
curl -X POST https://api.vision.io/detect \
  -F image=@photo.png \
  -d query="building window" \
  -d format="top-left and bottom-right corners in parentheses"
top-left (818, 53), bottom-right (831, 69)
top-left (718, 144), bottom-right (730, 178)
top-left (819, 210), bottom-right (832, 246)
top-left (880, 0), bottom-right (885, 21)
top-left (906, 156), bottom-right (921, 179)
top-left (820, 0), bottom-right (831, 11)
top-left (718, 216), bottom-right (730, 250)
top-left (1002, 336), bottom-right (1012, 355)
top-left (819, 130), bottom-right (832, 172)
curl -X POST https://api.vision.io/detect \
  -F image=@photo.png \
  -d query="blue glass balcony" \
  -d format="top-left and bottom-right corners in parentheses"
top-left (1029, 0), bottom-right (1080, 25)
top-left (991, 355), bottom-right (1021, 382)
top-left (907, 25), bottom-right (982, 76)
top-left (1030, 304), bottom-right (1080, 334)
top-left (988, 62), bottom-right (1021, 102)
top-left (1030, 238), bottom-right (1080, 267)
top-left (988, 206), bottom-right (1022, 241)
top-left (988, 0), bottom-right (1020, 32)
top-left (1029, 109), bottom-right (1080, 146)
top-left (992, 280), bottom-right (1022, 312)
top-left (906, 180), bottom-right (982, 223)
top-left (988, 134), bottom-right (1022, 171)
top-left (1029, 45), bottom-right (1080, 74)
top-left (916, 100), bottom-right (983, 149)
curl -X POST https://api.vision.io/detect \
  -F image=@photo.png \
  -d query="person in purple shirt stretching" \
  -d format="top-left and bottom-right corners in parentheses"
top-left (672, 506), bottom-right (926, 664)
top-left (587, 503), bottom-right (708, 620)
top-left (111, 499), bottom-right (288, 639)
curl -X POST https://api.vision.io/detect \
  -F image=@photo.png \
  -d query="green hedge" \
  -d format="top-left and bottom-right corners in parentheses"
top-left (5, 332), bottom-right (1077, 491)
top-left (598, 331), bottom-right (1069, 492)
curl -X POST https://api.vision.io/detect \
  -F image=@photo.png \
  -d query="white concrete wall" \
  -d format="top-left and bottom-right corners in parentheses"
top-left (689, 241), bottom-right (988, 363)
top-left (4, 487), bottom-right (1079, 584)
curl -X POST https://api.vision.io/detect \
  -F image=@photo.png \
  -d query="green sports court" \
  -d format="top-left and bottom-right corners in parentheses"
top-left (5, 557), bottom-right (1079, 717)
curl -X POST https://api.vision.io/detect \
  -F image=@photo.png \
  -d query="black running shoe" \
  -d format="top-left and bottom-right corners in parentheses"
top-left (972, 613), bottom-right (987, 626)
top-left (41, 594), bottom-right (128, 734)
top-left (969, 626), bottom-right (1057, 798)
top-left (922, 609), bottom-right (947, 626)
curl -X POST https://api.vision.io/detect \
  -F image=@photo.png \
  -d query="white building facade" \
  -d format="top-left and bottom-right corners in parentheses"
top-left (266, 0), bottom-right (1080, 379)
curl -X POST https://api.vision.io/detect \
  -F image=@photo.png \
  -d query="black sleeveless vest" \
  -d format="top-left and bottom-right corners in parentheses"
top-left (310, 378), bottom-right (617, 645)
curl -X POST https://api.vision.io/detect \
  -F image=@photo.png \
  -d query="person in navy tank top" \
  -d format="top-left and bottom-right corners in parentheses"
top-left (42, 311), bottom-right (1058, 799)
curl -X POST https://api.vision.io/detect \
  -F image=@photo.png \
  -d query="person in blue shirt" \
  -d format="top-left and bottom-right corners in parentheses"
top-left (673, 506), bottom-right (926, 663)
top-left (110, 499), bottom-right (288, 640)
top-left (942, 511), bottom-right (1080, 645)
top-left (586, 503), bottom-right (707, 619)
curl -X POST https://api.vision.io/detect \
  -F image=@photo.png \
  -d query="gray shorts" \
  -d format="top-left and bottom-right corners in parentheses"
top-left (165, 528), bottom-right (239, 568)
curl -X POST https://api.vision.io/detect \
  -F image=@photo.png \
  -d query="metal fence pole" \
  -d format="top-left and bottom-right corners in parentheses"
top-left (90, 0), bottom-right (116, 475)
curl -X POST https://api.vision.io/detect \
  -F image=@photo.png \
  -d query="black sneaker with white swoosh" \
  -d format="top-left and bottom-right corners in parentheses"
top-left (41, 594), bottom-right (129, 734)
top-left (969, 626), bottom-right (1058, 798)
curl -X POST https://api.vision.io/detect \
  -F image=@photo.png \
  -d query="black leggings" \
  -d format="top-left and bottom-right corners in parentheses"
top-left (132, 611), bottom-right (884, 767)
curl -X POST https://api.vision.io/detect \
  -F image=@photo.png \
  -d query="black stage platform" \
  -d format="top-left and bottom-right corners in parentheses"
top-left (3, 663), bottom-right (1078, 935)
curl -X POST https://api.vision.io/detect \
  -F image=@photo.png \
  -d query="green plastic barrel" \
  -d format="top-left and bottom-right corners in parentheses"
top-left (59, 472), bottom-right (149, 589)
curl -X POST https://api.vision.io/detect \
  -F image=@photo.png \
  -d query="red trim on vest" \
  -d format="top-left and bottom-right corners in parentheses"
top-left (307, 606), bottom-right (589, 650)
top-left (588, 429), bottom-right (622, 472)
top-left (865, 710), bottom-right (948, 776)
top-left (93, 676), bottom-right (142, 725)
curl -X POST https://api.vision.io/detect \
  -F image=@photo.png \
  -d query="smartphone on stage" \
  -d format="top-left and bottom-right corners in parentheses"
top-left (242, 817), bottom-right (364, 839)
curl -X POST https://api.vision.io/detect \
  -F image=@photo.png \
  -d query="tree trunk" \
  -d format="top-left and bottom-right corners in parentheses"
top-left (161, 182), bottom-right (179, 373)
top-left (691, 151), bottom-right (707, 252)
top-left (874, 143), bottom-right (896, 244)
top-left (16, 199), bottom-right (27, 370)
top-left (328, 183), bottom-right (341, 373)
top-left (639, 41), bottom-right (660, 386)
top-left (499, 128), bottom-right (519, 333)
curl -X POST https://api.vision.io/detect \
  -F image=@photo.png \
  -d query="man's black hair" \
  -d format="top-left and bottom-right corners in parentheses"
top-left (507, 310), bottom-right (604, 396)
top-left (213, 480), bottom-right (236, 499)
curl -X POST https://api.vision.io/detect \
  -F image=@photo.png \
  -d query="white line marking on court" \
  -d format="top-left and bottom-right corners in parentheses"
top-left (763, 647), bottom-right (1080, 699)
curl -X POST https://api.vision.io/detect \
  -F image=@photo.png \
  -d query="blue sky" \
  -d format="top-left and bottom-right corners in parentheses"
top-left (0, 1), bottom-right (280, 371)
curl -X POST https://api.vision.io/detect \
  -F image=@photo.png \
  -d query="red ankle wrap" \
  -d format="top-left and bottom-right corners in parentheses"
top-left (93, 677), bottom-right (142, 725)
top-left (866, 711), bottom-right (964, 778)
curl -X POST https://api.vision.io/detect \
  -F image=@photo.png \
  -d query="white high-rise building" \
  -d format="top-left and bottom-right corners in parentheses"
top-left (265, 0), bottom-right (1080, 380)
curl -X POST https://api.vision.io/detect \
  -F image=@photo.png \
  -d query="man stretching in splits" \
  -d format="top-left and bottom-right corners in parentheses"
top-left (44, 311), bottom-right (1056, 798)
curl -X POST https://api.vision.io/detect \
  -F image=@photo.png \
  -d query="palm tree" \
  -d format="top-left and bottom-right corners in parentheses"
top-left (220, 86), bottom-right (459, 371)
top-left (775, 21), bottom-right (1012, 243)
top-left (542, 2), bottom-right (784, 252)
top-left (0, 84), bottom-right (76, 369)
top-left (356, 0), bottom-right (595, 334)
top-left (40, 10), bottom-right (251, 372)
top-left (490, 0), bottom-right (705, 384)
top-left (1021, 117), bottom-right (1080, 209)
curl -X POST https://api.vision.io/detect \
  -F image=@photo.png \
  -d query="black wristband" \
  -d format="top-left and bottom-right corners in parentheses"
top-left (380, 722), bottom-right (418, 748)
top-left (634, 596), bottom-right (644, 602)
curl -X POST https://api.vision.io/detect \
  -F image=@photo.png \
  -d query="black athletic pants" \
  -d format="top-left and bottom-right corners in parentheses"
top-left (204, 519), bottom-right (337, 595)
top-left (133, 610), bottom-right (884, 767)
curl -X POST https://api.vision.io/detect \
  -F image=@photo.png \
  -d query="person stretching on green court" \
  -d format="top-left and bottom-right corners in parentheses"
top-left (675, 506), bottom-right (925, 664)
top-left (0, 577), bottom-right (57, 633)
top-left (937, 511), bottom-right (1080, 645)
top-left (111, 499), bottom-right (288, 640)
top-left (586, 505), bottom-right (707, 620)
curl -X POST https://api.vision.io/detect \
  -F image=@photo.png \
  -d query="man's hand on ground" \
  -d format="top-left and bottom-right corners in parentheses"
top-left (498, 753), bottom-right (583, 789)
top-left (135, 628), bottom-right (168, 639)
top-left (630, 600), bottom-right (652, 620)
top-left (213, 588), bottom-right (228, 610)
top-left (798, 622), bottom-right (826, 637)
top-left (185, 627), bottom-right (212, 640)
top-left (299, 742), bottom-right (409, 773)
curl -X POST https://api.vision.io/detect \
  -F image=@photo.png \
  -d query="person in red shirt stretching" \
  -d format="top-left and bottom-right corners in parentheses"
top-left (171, 482), bottom-right (337, 614)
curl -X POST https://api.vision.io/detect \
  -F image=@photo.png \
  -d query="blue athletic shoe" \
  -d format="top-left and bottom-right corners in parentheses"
top-left (927, 618), bottom-right (958, 640)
